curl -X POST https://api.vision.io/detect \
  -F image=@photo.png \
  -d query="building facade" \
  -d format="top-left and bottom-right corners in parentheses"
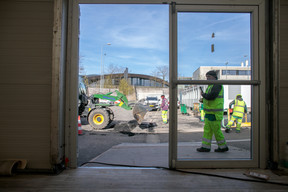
top-left (181, 64), bottom-right (251, 110)
top-left (87, 73), bottom-right (169, 87)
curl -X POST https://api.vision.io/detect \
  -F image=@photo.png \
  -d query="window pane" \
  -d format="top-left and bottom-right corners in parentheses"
top-left (177, 12), bottom-right (251, 80)
top-left (177, 84), bottom-right (252, 160)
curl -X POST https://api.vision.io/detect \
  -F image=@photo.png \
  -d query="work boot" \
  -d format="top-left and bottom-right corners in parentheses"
top-left (225, 128), bottom-right (231, 133)
top-left (236, 130), bottom-right (240, 133)
top-left (214, 147), bottom-right (229, 152)
top-left (196, 147), bottom-right (210, 152)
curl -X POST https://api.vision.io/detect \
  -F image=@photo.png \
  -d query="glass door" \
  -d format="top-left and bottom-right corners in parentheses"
top-left (169, 2), bottom-right (265, 169)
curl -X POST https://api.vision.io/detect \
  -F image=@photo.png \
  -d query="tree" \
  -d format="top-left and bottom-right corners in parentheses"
top-left (156, 65), bottom-right (169, 87)
top-left (119, 79), bottom-right (134, 96)
top-left (150, 70), bottom-right (159, 87)
top-left (105, 63), bottom-right (125, 88)
top-left (106, 63), bottom-right (125, 74)
top-left (104, 75), bottom-right (113, 89)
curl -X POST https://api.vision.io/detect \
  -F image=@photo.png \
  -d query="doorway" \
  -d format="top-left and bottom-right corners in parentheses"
top-left (77, 4), bottom-right (170, 168)
top-left (66, 0), bottom-right (266, 169)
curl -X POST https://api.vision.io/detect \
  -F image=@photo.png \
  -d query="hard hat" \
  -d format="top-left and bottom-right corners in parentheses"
top-left (236, 94), bottom-right (242, 98)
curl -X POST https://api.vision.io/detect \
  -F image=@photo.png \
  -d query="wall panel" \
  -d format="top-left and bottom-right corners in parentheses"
top-left (0, 0), bottom-right (54, 169)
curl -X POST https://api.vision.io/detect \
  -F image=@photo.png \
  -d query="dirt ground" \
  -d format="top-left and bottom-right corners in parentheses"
top-left (78, 106), bottom-right (204, 166)
top-left (81, 106), bottom-right (204, 133)
top-left (78, 106), bottom-right (251, 166)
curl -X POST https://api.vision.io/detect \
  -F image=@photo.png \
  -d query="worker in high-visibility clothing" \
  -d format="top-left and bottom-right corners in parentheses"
top-left (160, 95), bottom-right (169, 124)
top-left (197, 70), bottom-right (229, 152)
top-left (225, 94), bottom-right (247, 133)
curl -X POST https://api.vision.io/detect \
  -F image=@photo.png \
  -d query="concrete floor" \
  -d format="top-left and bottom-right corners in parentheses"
top-left (83, 142), bottom-right (251, 168)
top-left (1, 143), bottom-right (288, 192)
top-left (0, 167), bottom-right (288, 191)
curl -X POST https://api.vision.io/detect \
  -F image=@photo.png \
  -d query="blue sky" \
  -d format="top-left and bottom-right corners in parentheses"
top-left (79, 4), bottom-right (250, 78)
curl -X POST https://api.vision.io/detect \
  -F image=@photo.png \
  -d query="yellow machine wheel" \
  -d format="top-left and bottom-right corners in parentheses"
top-left (93, 114), bottom-right (104, 125)
top-left (88, 108), bottom-right (110, 129)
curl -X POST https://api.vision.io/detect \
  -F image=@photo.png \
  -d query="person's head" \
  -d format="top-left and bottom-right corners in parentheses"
top-left (161, 95), bottom-right (165, 99)
top-left (236, 94), bottom-right (242, 99)
top-left (206, 70), bottom-right (218, 80)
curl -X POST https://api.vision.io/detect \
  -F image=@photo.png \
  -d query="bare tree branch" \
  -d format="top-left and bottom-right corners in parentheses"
top-left (156, 65), bottom-right (169, 87)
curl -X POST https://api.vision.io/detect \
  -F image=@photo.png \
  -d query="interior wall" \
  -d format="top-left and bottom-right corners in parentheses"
top-left (0, 0), bottom-right (54, 169)
top-left (279, 0), bottom-right (288, 167)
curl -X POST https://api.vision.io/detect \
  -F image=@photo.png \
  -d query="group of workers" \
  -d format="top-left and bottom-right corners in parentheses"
top-left (159, 70), bottom-right (248, 153)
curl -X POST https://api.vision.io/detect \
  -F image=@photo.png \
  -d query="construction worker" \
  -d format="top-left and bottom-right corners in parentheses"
top-left (160, 95), bottom-right (169, 124)
top-left (197, 70), bottom-right (229, 152)
top-left (225, 94), bottom-right (247, 133)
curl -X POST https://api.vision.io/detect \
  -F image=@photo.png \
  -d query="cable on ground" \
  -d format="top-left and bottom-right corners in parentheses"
top-left (80, 161), bottom-right (288, 187)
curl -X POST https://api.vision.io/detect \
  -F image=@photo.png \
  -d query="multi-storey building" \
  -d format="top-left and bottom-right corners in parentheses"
top-left (180, 63), bottom-right (251, 111)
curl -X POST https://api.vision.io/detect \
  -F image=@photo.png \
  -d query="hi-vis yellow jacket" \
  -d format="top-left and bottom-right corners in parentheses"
top-left (203, 85), bottom-right (224, 120)
top-left (232, 99), bottom-right (246, 118)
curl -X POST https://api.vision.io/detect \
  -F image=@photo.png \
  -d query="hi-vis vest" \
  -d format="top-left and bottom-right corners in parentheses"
top-left (203, 85), bottom-right (224, 120)
top-left (233, 99), bottom-right (245, 118)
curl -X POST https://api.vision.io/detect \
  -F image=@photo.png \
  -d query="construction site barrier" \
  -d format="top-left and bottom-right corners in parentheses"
top-left (78, 116), bottom-right (83, 135)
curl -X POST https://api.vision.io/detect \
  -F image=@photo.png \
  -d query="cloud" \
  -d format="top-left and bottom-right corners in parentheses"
top-left (179, 13), bottom-right (250, 42)
top-left (80, 5), bottom-right (250, 77)
top-left (80, 4), bottom-right (169, 51)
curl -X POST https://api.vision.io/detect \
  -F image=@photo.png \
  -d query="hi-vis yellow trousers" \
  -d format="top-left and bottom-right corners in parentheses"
top-left (162, 110), bottom-right (168, 123)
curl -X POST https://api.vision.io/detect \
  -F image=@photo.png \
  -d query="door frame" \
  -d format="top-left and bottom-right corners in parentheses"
top-left (169, 1), bottom-right (266, 169)
top-left (65, 0), bottom-right (267, 169)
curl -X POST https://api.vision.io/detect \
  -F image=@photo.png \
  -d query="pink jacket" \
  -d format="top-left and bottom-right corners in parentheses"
top-left (161, 98), bottom-right (169, 111)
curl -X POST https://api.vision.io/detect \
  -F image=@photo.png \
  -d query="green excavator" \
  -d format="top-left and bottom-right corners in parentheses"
top-left (79, 89), bottom-right (148, 129)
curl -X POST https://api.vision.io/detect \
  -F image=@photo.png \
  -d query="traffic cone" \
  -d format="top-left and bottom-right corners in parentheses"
top-left (78, 116), bottom-right (83, 135)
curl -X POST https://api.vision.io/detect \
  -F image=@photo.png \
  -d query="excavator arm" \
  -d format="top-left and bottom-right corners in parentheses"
top-left (92, 90), bottom-right (132, 110)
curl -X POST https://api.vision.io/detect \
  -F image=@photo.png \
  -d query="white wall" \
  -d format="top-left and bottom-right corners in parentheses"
top-left (136, 87), bottom-right (169, 101)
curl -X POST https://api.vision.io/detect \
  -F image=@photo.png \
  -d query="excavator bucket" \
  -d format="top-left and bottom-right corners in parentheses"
top-left (133, 103), bottom-right (150, 124)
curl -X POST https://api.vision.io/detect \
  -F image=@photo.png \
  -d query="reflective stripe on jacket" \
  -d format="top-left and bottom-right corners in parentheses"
top-left (233, 99), bottom-right (245, 118)
top-left (203, 85), bottom-right (224, 120)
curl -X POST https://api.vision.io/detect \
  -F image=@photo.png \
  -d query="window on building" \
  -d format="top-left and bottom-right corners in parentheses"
top-left (222, 70), bottom-right (251, 76)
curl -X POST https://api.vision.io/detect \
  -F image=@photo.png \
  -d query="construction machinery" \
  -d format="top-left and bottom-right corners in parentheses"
top-left (79, 89), bottom-right (148, 129)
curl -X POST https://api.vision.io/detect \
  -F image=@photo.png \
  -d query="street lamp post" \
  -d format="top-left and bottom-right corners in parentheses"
top-left (225, 62), bottom-right (228, 79)
top-left (100, 43), bottom-right (111, 92)
top-left (243, 55), bottom-right (249, 79)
